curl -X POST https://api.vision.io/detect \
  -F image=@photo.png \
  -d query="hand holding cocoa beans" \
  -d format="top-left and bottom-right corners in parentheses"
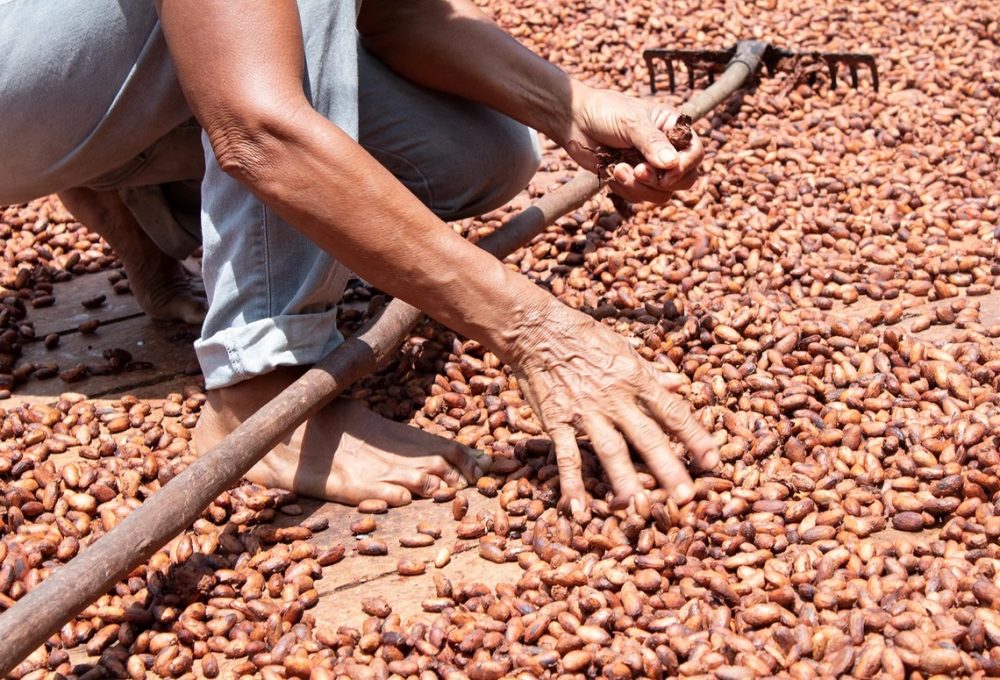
top-left (510, 297), bottom-right (720, 511)
top-left (559, 83), bottom-right (704, 203)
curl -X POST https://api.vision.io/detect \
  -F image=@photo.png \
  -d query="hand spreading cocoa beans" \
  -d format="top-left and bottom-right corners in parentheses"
top-left (2, 0), bottom-right (999, 677)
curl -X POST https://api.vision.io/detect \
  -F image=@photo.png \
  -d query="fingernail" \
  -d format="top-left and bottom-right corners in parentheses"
top-left (704, 450), bottom-right (720, 469)
top-left (658, 147), bottom-right (678, 167)
top-left (675, 482), bottom-right (694, 504)
top-left (570, 498), bottom-right (584, 515)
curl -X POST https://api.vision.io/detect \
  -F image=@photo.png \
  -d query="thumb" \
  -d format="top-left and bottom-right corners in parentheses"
top-left (632, 119), bottom-right (680, 171)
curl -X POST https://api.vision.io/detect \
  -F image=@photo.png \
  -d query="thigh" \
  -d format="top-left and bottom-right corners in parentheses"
top-left (358, 47), bottom-right (540, 221)
top-left (0, 0), bottom-right (191, 203)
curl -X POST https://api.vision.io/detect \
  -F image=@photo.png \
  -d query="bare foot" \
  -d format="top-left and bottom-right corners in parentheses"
top-left (123, 250), bottom-right (206, 325)
top-left (193, 367), bottom-right (487, 506)
top-left (57, 187), bottom-right (206, 324)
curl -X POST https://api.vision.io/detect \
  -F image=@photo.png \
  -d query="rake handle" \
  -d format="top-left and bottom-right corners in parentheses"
top-left (681, 41), bottom-right (767, 120)
top-left (0, 50), bottom-right (766, 677)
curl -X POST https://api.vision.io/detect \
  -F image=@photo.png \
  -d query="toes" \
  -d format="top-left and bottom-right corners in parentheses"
top-left (168, 295), bottom-right (207, 325)
top-left (148, 295), bottom-right (207, 325)
top-left (387, 468), bottom-right (446, 498)
top-left (438, 443), bottom-right (487, 484)
top-left (368, 483), bottom-right (413, 507)
top-left (423, 455), bottom-right (469, 489)
top-left (319, 474), bottom-right (413, 508)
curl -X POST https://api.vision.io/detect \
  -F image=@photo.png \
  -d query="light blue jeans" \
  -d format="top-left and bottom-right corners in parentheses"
top-left (196, 0), bottom-right (540, 388)
top-left (0, 0), bottom-right (540, 389)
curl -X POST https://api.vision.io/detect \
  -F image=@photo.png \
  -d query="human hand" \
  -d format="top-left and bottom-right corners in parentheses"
top-left (510, 298), bottom-right (719, 513)
top-left (560, 83), bottom-right (704, 204)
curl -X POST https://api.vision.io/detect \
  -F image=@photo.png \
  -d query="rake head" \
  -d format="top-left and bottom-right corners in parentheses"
top-left (643, 40), bottom-right (879, 94)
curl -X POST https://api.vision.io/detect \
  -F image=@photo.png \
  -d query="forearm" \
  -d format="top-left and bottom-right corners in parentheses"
top-left (235, 105), bottom-right (549, 361)
top-left (157, 0), bottom-right (554, 360)
top-left (358, 0), bottom-right (581, 145)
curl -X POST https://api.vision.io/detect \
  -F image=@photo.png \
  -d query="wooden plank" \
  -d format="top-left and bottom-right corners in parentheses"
top-left (267, 489), bottom-right (526, 629)
top-left (13, 315), bottom-right (201, 399)
top-left (27, 256), bottom-right (204, 337)
top-left (27, 271), bottom-right (143, 336)
top-left (272, 489), bottom-right (504, 589)
top-left (312, 546), bottom-right (524, 631)
top-left (829, 290), bottom-right (1000, 342)
top-left (61, 487), bottom-right (526, 675)
top-left (979, 291), bottom-right (1000, 326)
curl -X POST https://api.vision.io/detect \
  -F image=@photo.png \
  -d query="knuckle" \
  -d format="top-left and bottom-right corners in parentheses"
top-left (660, 397), bottom-right (692, 425)
top-left (631, 418), bottom-right (664, 443)
top-left (659, 454), bottom-right (687, 476)
top-left (556, 452), bottom-right (582, 472)
top-left (592, 432), bottom-right (627, 457)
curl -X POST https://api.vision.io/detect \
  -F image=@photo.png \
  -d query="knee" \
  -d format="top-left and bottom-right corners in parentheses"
top-left (433, 115), bottom-right (541, 220)
top-left (494, 121), bottom-right (542, 203)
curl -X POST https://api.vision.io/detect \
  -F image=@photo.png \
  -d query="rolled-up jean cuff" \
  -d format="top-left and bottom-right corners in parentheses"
top-left (194, 309), bottom-right (344, 390)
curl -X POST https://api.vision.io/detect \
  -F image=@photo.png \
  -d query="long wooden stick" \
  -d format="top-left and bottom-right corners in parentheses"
top-left (0, 174), bottom-right (597, 675)
top-left (0, 50), bottom-right (763, 675)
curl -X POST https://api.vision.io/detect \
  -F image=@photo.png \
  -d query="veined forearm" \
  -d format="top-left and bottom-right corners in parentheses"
top-left (358, 0), bottom-right (579, 145)
top-left (158, 0), bottom-right (553, 362)
top-left (240, 106), bottom-right (549, 361)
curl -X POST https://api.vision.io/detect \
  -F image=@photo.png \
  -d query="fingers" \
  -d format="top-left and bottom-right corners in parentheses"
top-left (582, 416), bottom-right (645, 505)
top-left (639, 150), bottom-right (701, 192)
top-left (664, 165), bottom-right (700, 192)
top-left (608, 161), bottom-right (700, 204)
top-left (652, 369), bottom-right (688, 392)
top-left (642, 390), bottom-right (720, 471)
top-left (619, 118), bottom-right (703, 202)
top-left (629, 116), bottom-right (681, 171)
top-left (607, 167), bottom-right (675, 204)
top-left (616, 409), bottom-right (695, 504)
top-left (550, 426), bottom-right (588, 515)
top-left (651, 107), bottom-right (682, 129)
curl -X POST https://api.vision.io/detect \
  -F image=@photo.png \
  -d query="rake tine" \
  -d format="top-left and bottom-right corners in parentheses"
top-left (644, 52), bottom-right (657, 93)
top-left (643, 44), bottom-right (878, 94)
top-left (865, 57), bottom-right (880, 91)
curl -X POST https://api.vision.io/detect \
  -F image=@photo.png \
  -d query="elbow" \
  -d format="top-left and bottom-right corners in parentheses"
top-left (204, 102), bottom-right (305, 190)
top-left (211, 124), bottom-right (268, 186)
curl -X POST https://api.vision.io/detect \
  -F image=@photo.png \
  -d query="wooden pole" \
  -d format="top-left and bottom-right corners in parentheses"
top-left (0, 48), bottom-right (765, 674)
top-left (0, 173), bottom-right (598, 675)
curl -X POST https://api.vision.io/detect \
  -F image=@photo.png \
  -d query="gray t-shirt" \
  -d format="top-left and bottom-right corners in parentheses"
top-left (0, 0), bottom-right (191, 204)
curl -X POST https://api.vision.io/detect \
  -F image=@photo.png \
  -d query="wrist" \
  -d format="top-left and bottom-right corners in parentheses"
top-left (493, 289), bottom-right (589, 369)
top-left (468, 271), bottom-right (554, 366)
top-left (544, 79), bottom-right (592, 149)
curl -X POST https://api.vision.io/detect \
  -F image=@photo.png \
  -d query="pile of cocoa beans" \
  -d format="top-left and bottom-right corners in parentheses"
top-left (2, 0), bottom-right (1000, 677)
